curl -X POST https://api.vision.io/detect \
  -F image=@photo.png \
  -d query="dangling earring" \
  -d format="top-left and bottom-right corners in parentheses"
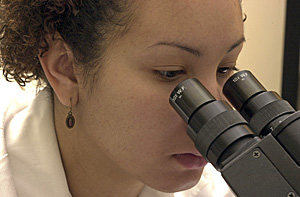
top-left (66, 98), bottom-right (75, 129)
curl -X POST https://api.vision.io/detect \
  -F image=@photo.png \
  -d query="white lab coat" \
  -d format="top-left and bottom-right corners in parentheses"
top-left (0, 87), bottom-right (234, 197)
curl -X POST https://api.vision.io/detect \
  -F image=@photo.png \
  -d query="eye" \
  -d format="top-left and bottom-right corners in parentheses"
top-left (217, 66), bottom-right (238, 77)
top-left (153, 70), bottom-right (186, 82)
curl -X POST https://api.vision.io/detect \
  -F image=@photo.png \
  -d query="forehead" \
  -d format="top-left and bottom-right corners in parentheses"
top-left (125, 0), bottom-right (243, 49)
top-left (134, 0), bottom-right (242, 21)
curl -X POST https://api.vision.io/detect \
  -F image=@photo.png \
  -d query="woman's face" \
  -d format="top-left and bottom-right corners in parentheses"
top-left (76, 0), bottom-right (244, 192)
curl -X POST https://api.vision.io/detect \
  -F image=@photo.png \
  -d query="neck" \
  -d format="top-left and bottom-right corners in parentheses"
top-left (53, 96), bottom-right (144, 197)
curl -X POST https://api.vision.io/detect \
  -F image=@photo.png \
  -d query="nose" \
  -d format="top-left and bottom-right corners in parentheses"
top-left (197, 78), bottom-right (223, 101)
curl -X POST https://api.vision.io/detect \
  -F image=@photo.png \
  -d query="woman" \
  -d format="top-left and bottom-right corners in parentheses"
top-left (0, 0), bottom-right (245, 196)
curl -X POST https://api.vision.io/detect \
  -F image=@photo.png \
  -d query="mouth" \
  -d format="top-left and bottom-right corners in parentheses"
top-left (172, 153), bottom-right (207, 169)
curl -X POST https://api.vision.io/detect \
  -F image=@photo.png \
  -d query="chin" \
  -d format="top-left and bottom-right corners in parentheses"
top-left (151, 168), bottom-right (204, 193)
top-left (157, 179), bottom-right (200, 193)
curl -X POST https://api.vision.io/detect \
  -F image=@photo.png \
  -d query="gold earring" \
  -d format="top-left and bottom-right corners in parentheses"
top-left (66, 98), bottom-right (75, 129)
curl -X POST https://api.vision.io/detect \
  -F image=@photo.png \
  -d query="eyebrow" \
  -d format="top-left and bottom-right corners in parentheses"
top-left (227, 37), bottom-right (246, 53)
top-left (150, 41), bottom-right (202, 57)
top-left (148, 36), bottom-right (246, 57)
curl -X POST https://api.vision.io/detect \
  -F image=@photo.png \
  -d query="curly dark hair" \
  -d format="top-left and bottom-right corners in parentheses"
top-left (0, 0), bottom-right (131, 87)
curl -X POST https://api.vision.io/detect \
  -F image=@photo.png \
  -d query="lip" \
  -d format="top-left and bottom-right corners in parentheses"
top-left (172, 153), bottom-right (207, 169)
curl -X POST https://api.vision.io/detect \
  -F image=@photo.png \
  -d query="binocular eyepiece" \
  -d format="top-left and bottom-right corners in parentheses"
top-left (169, 70), bottom-right (297, 169)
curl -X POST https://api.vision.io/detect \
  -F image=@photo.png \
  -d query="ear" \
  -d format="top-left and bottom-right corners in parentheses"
top-left (38, 34), bottom-right (79, 107)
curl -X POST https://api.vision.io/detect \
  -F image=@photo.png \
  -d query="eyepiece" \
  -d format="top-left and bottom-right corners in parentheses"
top-left (223, 70), bottom-right (266, 112)
top-left (223, 70), bottom-right (295, 136)
top-left (169, 78), bottom-right (215, 123)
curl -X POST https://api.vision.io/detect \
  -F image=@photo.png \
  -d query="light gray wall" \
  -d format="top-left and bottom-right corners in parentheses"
top-left (238, 0), bottom-right (287, 94)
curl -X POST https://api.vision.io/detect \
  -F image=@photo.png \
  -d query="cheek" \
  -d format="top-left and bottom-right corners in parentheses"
top-left (113, 89), bottom-right (182, 145)
top-left (83, 80), bottom-right (185, 158)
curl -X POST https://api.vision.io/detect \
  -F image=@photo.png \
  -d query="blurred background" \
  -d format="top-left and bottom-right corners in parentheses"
top-left (238, 0), bottom-right (299, 109)
top-left (1, 0), bottom-right (299, 109)
top-left (238, 0), bottom-right (286, 94)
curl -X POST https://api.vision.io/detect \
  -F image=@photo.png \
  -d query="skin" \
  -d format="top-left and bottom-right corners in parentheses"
top-left (39, 0), bottom-right (245, 196)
